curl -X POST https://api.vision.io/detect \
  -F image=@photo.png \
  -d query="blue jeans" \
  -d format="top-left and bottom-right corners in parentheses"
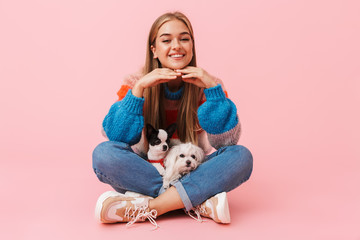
top-left (92, 141), bottom-right (253, 211)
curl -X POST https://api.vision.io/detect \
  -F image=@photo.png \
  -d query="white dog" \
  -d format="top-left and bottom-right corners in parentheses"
top-left (163, 143), bottom-right (205, 189)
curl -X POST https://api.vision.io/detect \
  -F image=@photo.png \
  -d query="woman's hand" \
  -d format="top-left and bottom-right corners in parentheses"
top-left (132, 68), bottom-right (181, 97)
top-left (175, 67), bottom-right (217, 89)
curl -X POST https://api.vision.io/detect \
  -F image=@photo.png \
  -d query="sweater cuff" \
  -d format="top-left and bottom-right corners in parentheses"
top-left (121, 89), bottom-right (144, 115)
top-left (204, 84), bottom-right (226, 100)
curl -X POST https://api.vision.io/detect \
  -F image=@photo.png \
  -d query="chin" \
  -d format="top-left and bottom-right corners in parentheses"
top-left (161, 59), bottom-right (192, 70)
top-left (163, 63), bottom-right (187, 70)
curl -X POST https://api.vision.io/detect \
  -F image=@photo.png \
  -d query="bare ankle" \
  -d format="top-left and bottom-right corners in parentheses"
top-left (148, 199), bottom-right (164, 216)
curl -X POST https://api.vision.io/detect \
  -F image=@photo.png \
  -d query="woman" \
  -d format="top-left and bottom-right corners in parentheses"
top-left (92, 11), bottom-right (253, 228)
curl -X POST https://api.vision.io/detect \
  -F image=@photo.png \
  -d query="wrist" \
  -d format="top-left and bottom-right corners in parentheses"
top-left (203, 74), bottom-right (217, 89)
top-left (203, 84), bottom-right (226, 99)
top-left (132, 83), bottom-right (144, 98)
top-left (206, 81), bottom-right (217, 89)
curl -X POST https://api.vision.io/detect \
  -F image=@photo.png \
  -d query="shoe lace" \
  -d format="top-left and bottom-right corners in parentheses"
top-left (186, 205), bottom-right (207, 223)
top-left (125, 206), bottom-right (159, 230)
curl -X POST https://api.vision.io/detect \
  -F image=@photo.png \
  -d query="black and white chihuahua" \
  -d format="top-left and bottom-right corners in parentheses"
top-left (146, 123), bottom-right (177, 176)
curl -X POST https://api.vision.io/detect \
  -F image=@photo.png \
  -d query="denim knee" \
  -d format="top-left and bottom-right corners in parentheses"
top-left (92, 141), bottom-right (131, 186)
top-left (93, 141), bottom-right (110, 171)
top-left (217, 145), bottom-right (253, 182)
top-left (92, 141), bottom-right (130, 173)
top-left (92, 141), bottom-right (126, 191)
top-left (233, 145), bottom-right (253, 181)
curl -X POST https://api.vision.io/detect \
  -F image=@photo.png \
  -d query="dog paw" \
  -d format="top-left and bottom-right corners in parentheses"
top-left (163, 181), bottom-right (170, 189)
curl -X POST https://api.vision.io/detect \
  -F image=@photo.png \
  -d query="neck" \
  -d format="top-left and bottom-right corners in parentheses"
top-left (167, 76), bottom-right (183, 92)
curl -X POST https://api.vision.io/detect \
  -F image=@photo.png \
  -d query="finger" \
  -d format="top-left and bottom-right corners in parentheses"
top-left (154, 73), bottom-right (179, 81)
top-left (154, 78), bottom-right (173, 85)
top-left (147, 75), bottom-right (176, 87)
top-left (162, 68), bottom-right (181, 74)
top-left (175, 68), bottom-right (194, 74)
top-left (154, 68), bottom-right (175, 76)
top-left (159, 75), bottom-right (178, 80)
top-left (181, 73), bottom-right (198, 79)
top-left (157, 79), bottom-right (172, 84)
top-left (161, 70), bottom-right (182, 77)
top-left (179, 66), bottom-right (196, 71)
top-left (165, 74), bottom-right (181, 80)
top-left (181, 78), bottom-right (196, 83)
top-left (181, 75), bottom-right (199, 83)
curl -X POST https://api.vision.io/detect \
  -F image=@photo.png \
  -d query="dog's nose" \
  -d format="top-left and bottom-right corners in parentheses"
top-left (162, 145), bottom-right (168, 151)
top-left (186, 160), bottom-right (191, 165)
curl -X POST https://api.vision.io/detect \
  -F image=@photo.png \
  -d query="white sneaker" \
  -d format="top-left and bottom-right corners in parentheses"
top-left (187, 192), bottom-right (231, 224)
top-left (95, 191), bottom-right (158, 229)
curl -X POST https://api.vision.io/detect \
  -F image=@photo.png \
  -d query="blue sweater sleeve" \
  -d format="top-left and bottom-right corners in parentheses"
top-left (102, 89), bottom-right (144, 145)
top-left (197, 84), bottom-right (239, 134)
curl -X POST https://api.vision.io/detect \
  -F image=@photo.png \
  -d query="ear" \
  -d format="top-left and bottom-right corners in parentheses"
top-left (164, 146), bottom-right (178, 169)
top-left (151, 45), bottom-right (158, 59)
top-left (146, 123), bottom-right (156, 140)
top-left (166, 123), bottom-right (177, 138)
top-left (195, 146), bottom-right (205, 163)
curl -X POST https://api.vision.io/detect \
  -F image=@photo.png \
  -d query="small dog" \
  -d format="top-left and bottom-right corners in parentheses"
top-left (163, 143), bottom-right (205, 189)
top-left (146, 123), bottom-right (177, 176)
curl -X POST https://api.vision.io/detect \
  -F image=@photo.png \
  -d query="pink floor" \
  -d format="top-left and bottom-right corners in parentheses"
top-left (1, 0), bottom-right (359, 239)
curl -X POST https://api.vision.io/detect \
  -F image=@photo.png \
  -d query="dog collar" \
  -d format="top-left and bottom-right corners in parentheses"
top-left (147, 159), bottom-right (165, 167)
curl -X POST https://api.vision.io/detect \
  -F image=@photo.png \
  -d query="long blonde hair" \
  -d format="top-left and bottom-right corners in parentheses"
top-left (143, 12), bottom-right (202, 144)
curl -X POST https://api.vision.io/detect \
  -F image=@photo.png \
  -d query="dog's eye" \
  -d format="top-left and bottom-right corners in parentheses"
top-left (180, 154), bottom-right (185, 158)
top-left (191, 154), bottom-right (196, 159)
top-left (154, 139), bottom-right (161, 145)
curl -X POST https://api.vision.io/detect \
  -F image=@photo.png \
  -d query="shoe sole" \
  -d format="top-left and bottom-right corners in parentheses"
top-left (216, 192), bottom-right (231, 224)
top-left (95, 191), bottom-right (124, 223)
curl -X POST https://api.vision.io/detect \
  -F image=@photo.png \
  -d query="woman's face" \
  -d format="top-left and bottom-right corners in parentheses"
top-left (151, 19), bottom-right (193, 70)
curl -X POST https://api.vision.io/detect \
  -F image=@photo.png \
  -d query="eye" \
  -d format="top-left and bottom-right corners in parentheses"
top-left (180, 154), bottom-right (185, 158)
top-left (162, 39), bottom-right (170, 43)
top-left (154, 139), bottom-right (161, 145)
top-left (191, 154), bottom-right (196, 159)
top-left (180, 38), bottom-right (190, 42)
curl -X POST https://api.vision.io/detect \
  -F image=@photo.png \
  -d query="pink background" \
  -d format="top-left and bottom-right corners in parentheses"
top-left (1, 0), bottom-right (359, 239)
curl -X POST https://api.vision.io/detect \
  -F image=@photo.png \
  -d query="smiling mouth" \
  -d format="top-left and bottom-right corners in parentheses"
top-left (169, 54), bottom-right (185, 58)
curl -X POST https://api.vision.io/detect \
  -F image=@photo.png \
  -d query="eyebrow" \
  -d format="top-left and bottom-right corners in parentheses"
top-left (159, 32), bottom-right (190, 38)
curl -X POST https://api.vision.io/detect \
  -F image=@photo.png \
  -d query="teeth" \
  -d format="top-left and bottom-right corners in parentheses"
top-left (170, 54), bottom-right (184, 57)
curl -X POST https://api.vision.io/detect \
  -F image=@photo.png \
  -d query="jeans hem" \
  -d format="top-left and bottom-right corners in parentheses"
top-left (172, 180), bottom-right (193, 211)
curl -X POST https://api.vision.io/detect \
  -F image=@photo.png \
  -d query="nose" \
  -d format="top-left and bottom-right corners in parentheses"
top-left (171, 39), bottom-right (181, 50)
top-left (162, 145), bottom-right (168, 151)
top-left (186, 160), bottom-right (191, 166)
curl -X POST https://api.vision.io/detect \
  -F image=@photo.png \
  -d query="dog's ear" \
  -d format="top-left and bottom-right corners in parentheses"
top-left (163, 147), bottom-right (178, 186)
top-left (146, 123), bottom-right (156, 140)
top-left (164, 146), bottom-right (178, 171)
top-left (190, 144), bottom-right (205, 163)
top-left (195, 146), bottom-right (205, 163)
top-left (166, 123), bottom-right (177, 138)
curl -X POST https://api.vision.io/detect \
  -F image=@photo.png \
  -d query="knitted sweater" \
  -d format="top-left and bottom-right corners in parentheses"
top-left (102, 71), bottom-right (241, 155)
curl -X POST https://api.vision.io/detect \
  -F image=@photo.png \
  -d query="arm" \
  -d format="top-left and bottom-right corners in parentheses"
top-left (197, 84), bottom-right (241, 149)
top-left (102, 68), bottom-right (181, 144)
top-left (102, 89), bottom-right (145, 145)
top-left (175, 67), bottom-right (241, 149)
